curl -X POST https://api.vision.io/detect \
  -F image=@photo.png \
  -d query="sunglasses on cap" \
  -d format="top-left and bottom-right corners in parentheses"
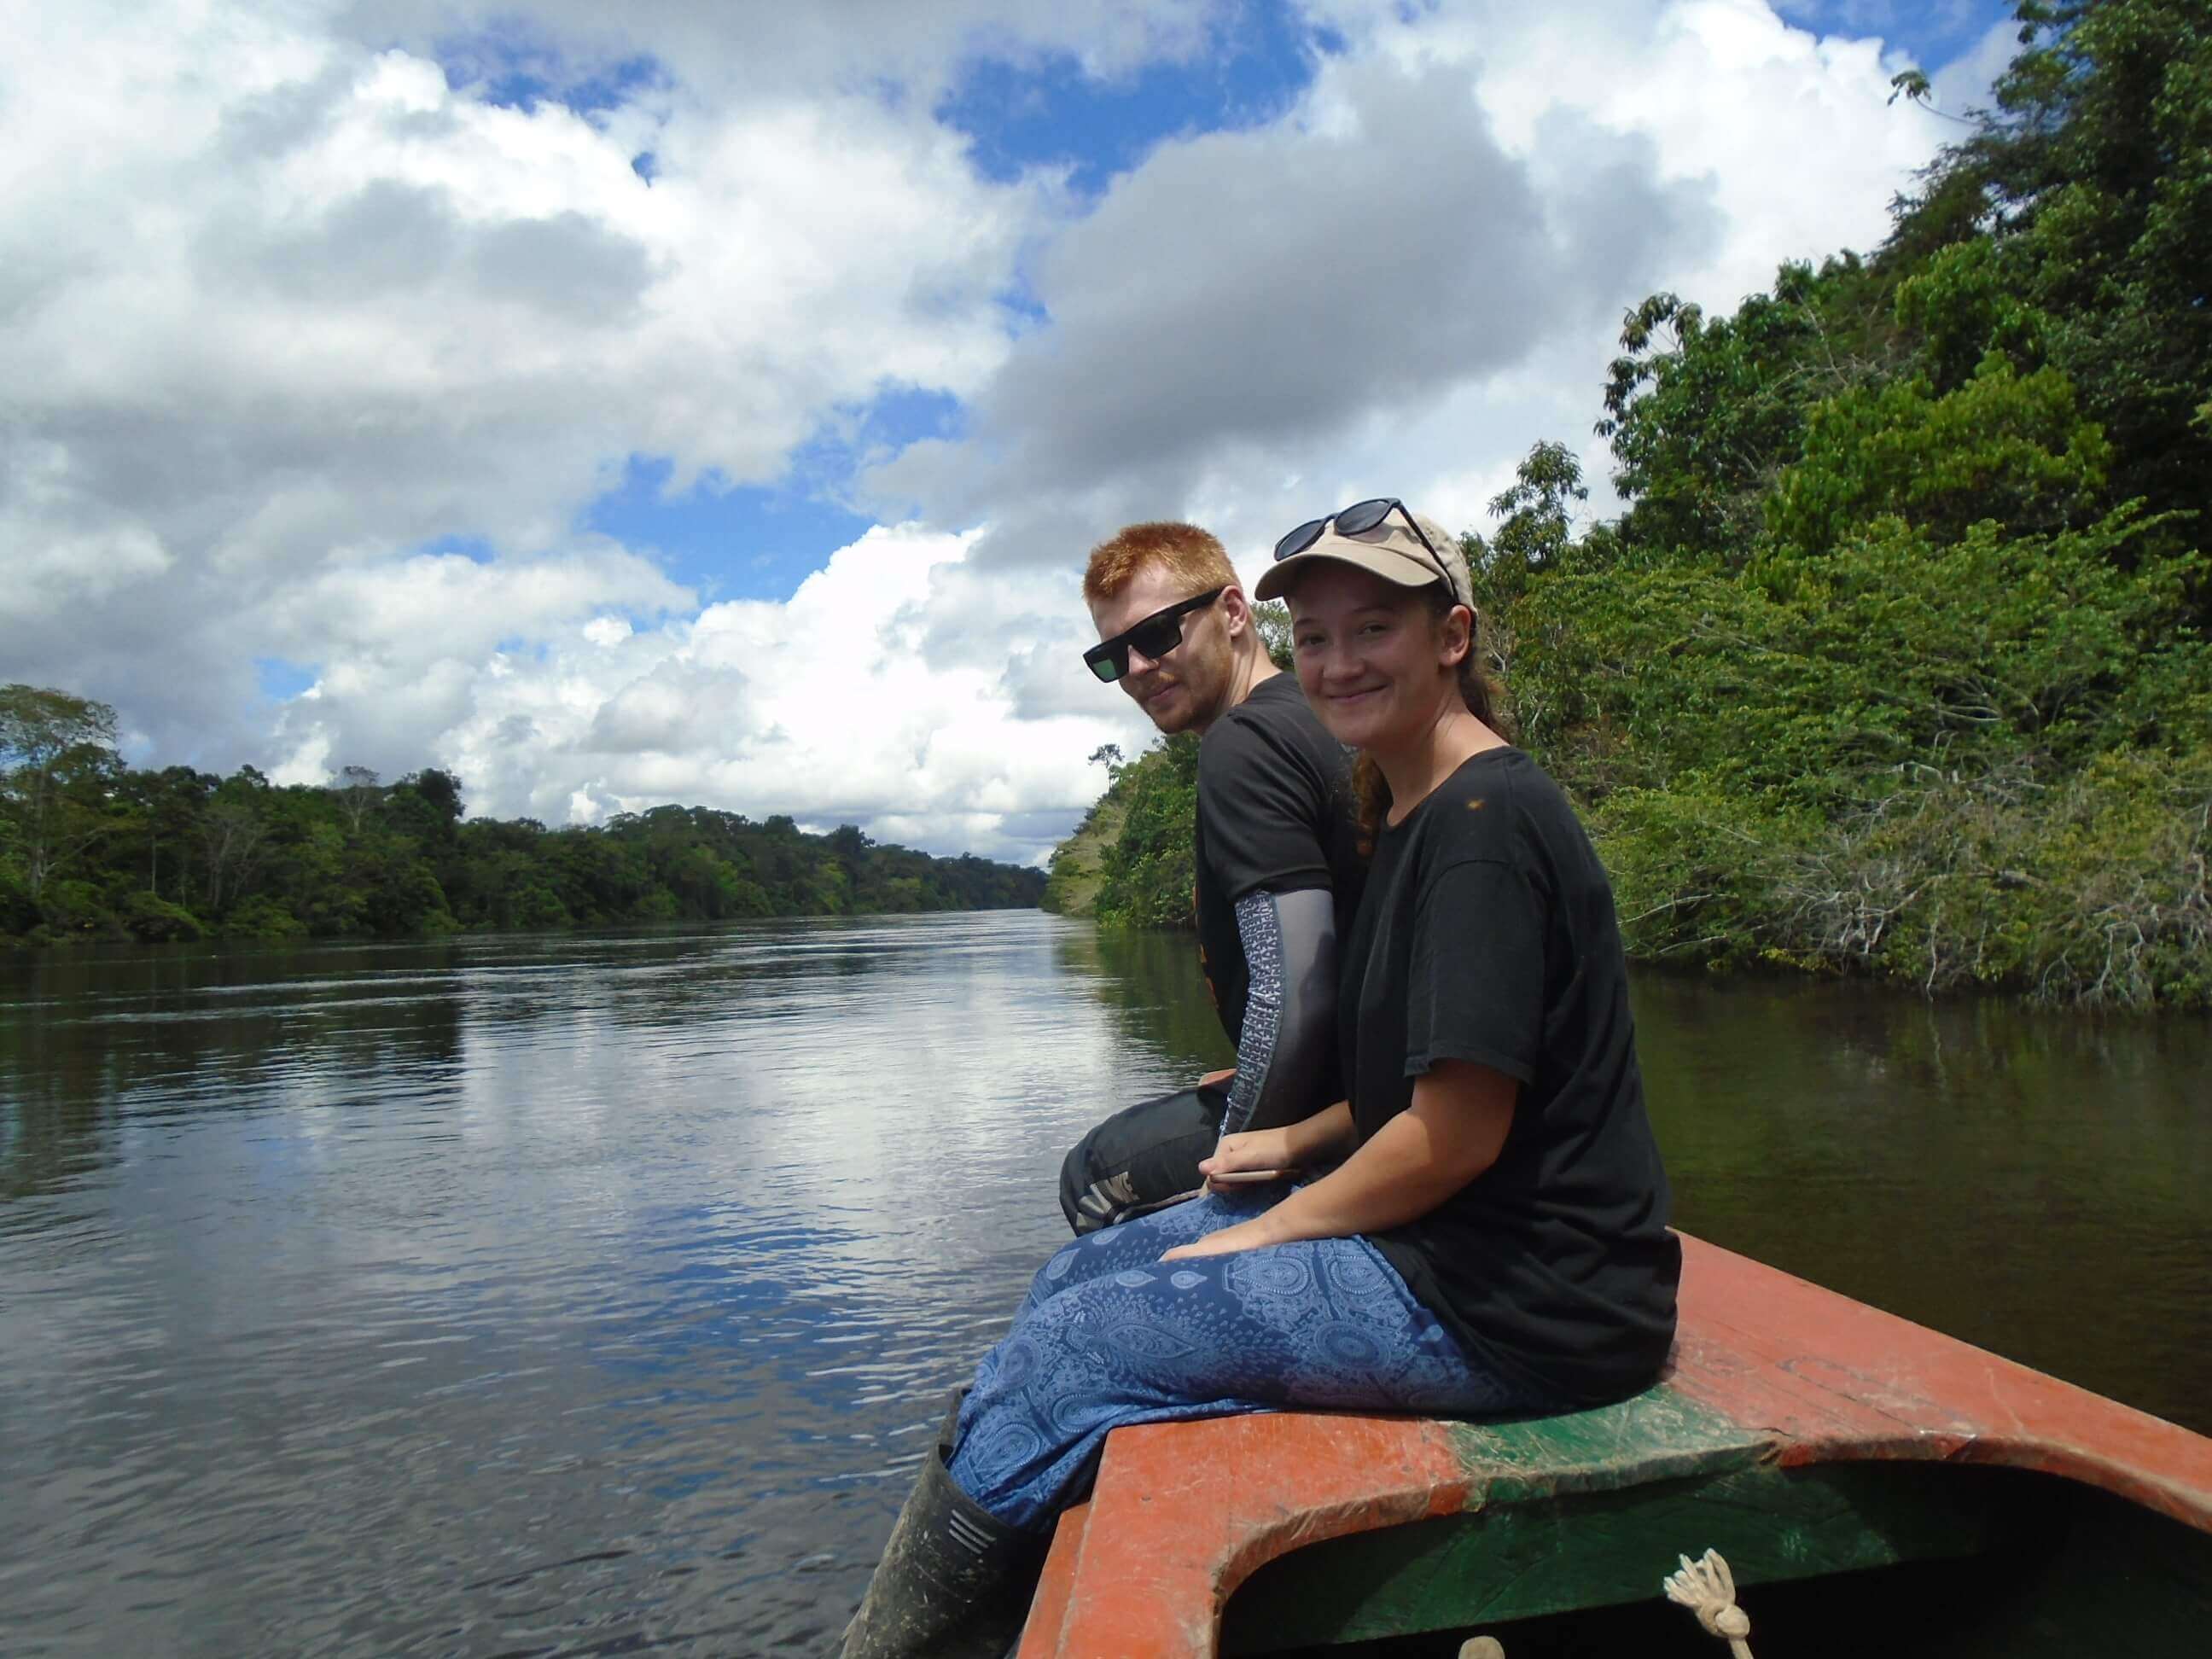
top-left (1273, 498), bottom-right (1458, 592)
top-left (1082, 586), bottom-right (1225, 684)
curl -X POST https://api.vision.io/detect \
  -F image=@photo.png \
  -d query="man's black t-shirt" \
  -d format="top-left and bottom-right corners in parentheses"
top-left (1193, 673), bottom-right (1364, 1046)
top-left (1344, 748), bottom-right (1679, 1406)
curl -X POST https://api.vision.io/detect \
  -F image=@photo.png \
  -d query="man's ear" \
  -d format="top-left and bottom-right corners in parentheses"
top-left (1219, 584), bottom-right (1253, 637)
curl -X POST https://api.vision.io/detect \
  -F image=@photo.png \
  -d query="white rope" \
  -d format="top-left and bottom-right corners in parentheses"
top-left (1662, 1548), bottom-right (1756, 1658)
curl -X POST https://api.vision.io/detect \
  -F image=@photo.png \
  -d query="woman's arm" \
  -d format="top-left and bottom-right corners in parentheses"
top-left (1202, 1100), bottom-right (1356, 1183)
top-left (1161, 1060), bottom-right (1515, 1260)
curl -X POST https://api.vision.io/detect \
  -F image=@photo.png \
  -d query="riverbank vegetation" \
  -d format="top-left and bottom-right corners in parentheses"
top-left (1038, 746), bottom-right (1132, 920)
top-left (0, 684), bottom-right (1043, 946)
top-left (1044, 736), bottom-right (1201, 930)
top-left (1051, 0), bottom-right (2212, 1011)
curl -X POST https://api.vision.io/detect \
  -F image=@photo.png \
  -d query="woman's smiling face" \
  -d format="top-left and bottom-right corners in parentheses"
top-left (1286, 562), bottom-right (1467, 752)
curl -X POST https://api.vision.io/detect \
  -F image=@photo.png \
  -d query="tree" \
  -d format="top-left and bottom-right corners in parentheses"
top-left (1933, 0), bottom-right (2212, 573)
top-left (404, 768), bottom-right (465, 826)
top-left (197, 795), bottom-right (268, 913)
top-left (117, 764), bottom-right (214, 906)
top-left (1054, 3), bottom-right (2212, 1010)
top-left (1478, 441), bottom-right (1592, 603)
top-left (1767, 354), bottom-right (2113, 554)
top-left (827, 824), bottom-right (870, 870)
top-left (1250, 601), bottom-right (1295, 671)
top-left (1092, 735), bottom-right (1202, 930)
top-left (333, 765), bottom-right (382, 834)
top-left (1600, 259), bottom-right (1924, 561)
top-left (0, 684), bottom-right (122, 900)
top-left (0, 692), bottom-right (1046, 946)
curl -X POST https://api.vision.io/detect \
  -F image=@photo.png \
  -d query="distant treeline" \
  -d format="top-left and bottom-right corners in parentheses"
top-left (0, 684), bottom-right (1043, 946)
top-left (1051, 0), bottom-right (2212, 1012)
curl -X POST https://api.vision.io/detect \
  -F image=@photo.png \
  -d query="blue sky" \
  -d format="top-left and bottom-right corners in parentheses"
top-left (562, 2), bottom-right (1336, 608)
top-left (1781, 0), bottom-right (2017, 65)
top-left (528, 0), bottom-right (2020, 613)
top-left (10, 0), bottom-right (2028, 856)
top-left (940, 1), bottom-right (1330, 195)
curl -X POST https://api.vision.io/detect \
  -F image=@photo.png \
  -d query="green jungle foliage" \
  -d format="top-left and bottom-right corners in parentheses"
top-left (1039, 746), bottom-right (1132, 918)
top-left (1063, 0), bottom-right (2212, 1010)
top-left (0, 684), bottom-right (1044, 947)
top-left (1086, 734), bottom-right (1202, 931)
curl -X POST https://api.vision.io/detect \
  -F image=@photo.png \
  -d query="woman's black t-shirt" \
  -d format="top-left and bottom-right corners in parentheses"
top-left (1343, 748), bottom-right (1679, 1406)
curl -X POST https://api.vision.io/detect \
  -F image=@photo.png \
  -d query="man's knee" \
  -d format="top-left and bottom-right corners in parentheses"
top-left (1057, 1086), bottom-right (1226, 1235)
top-left (1057, 1123), bottom-right (1131, 1234)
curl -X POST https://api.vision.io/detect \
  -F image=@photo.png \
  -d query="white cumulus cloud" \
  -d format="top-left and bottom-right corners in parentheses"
top-left (2, 0), bottom-right (2002, 864)
top-left (1, 0), bottom-right (1033, 781)
top-left (282, 525), bottom-right (1150, 860)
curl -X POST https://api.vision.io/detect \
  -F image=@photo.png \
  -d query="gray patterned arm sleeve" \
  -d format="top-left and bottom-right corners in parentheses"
top-left (1220, 887), bottom-right (1338, 1138)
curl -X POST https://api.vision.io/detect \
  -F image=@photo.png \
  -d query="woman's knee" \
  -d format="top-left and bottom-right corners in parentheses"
top-left (1139, 1186), bottom-right (1275, 1246)
top-left (1019, 1233), bottom-right (1097, 1313)
top-left (1019, 1194), bottom-right (1296, 1342)
top-left (1028, 1194), bottom-right (1237, 1305)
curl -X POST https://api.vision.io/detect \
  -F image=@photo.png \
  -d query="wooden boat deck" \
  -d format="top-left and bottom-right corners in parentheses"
top-left (1017, 1232), bottom-right (2212, 1656)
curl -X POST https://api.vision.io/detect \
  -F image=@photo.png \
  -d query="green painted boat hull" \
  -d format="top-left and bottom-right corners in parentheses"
top-left (1224, 1464), bottom-right (2212, 1656)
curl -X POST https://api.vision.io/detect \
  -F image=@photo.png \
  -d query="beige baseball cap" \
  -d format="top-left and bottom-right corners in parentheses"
top-left (1252, 503), bottom-right (1474, 611)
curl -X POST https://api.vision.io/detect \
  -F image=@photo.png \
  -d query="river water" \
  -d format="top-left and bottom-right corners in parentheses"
top-left (2, 911), bottom-right (2206, 1656)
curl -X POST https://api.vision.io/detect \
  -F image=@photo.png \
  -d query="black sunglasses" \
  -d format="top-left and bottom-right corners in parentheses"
top-left (1083, 586), bottom-right (1225, 683)
top-left (1273, 498), bottom-right (1458, 594)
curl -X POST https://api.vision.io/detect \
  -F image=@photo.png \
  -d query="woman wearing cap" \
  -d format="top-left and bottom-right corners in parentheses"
top-left (841, 502), bottom-right (1678, 1659)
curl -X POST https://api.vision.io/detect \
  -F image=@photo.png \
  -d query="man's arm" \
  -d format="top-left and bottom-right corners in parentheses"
top-left (1218, 887), bottom-right (1337, 1137)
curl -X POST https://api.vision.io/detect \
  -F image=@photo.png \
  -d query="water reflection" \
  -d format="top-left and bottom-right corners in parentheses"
top-left (1636, 972), bottom-right (2212, 1433)
top-left (0, 917), bottom-right (2206, 1656)
top-left (1051, 923), bottom-right (1237, 1079)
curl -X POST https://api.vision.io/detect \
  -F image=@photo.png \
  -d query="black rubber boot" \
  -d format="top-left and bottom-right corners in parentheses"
top-left (840, 1393), bottom-right (1046, 1659)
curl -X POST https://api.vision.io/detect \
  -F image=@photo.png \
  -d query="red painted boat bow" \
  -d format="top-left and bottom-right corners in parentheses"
top-left (1016, 1232), bottom-right (2212, 1657)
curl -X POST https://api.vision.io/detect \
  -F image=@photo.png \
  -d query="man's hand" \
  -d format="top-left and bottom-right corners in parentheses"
top-left (1196, 1067), bottom-right (1236, 1089)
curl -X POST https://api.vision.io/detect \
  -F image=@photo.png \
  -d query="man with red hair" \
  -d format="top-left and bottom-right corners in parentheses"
top-left (839, 522), bottom-right (1371, 1653)
top-left (1060, 521), bottom-right (1365, 1231)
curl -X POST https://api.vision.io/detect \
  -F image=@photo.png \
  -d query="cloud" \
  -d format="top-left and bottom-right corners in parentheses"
top-left (3, 0), bottom-right (1971, 865)
top-left (872, 0), bottom-right (1960, 658)
top-left (862, 46), bottom-right (1728, 627)
top-left (882, 58), bottom-right (1708, 518)
top-left (259, 521), bottom-right (1156, 862)
top-left (347, 0), bottom-right (1234, 100)
top-left (267, 524), bottom-right (1152, 859)
top-left (1, 0), bottom-right (1047, 771)
top-left (1930, 16), bottom-right (2023, 119)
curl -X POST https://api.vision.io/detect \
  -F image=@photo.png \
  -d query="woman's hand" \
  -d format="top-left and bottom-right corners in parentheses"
top-left (1166, 1065), bottom-right (1518, 1264)
top-left (1198, 1102), bottom-right (1355, 1191)
top-left (1161, 1213), bottom-right (1282, 1261)
top-left (1199, 1128), bottom-right (1293, 1189)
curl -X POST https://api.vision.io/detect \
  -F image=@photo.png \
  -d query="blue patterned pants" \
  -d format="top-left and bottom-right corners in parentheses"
top-left (945, 1187), bottom-right (1530, 1531)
